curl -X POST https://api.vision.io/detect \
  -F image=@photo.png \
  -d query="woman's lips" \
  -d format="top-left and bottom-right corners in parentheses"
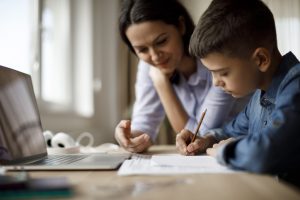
top-left (155, 59), bottom-right (169, 68)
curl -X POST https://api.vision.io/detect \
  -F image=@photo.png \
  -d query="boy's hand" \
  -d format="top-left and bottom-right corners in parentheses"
top-left (115, 120), bottom-right (152, 153)
top-left (206, 137), bottom-right (235, 157)
top-left (176, 129), bottom-right (216, 156)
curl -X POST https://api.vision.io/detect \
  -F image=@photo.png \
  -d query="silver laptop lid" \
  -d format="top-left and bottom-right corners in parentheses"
top-left (0, 65), bottom-right (47, 164)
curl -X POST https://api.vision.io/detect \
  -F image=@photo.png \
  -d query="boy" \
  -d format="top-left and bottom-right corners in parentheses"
top-left (176, 0), bottom-right (300, 186)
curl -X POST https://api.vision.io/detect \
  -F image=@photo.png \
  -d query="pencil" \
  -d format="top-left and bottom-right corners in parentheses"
top-left (191, 109), bottom-right (207, 143)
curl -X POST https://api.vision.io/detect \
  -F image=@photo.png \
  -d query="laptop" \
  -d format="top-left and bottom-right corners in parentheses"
top-left (0, 65), bottom-right (130, 170)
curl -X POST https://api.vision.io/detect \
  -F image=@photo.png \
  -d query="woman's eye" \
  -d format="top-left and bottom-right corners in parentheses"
top-left (137, 48), bottom-right (147, 53)
top-left (156, 38), bottom-right (167, 46)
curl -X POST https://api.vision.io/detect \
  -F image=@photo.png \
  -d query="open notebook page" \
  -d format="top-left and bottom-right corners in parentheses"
top-left (118, 154), bottom-right (235, 176)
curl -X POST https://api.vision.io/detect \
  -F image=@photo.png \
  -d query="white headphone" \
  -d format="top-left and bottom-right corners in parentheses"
top-left (43, 130), bottom-right (94, 148)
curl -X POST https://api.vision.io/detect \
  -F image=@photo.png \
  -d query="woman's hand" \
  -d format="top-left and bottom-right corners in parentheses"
top-left (176, 129), bottom-right (217, 156)
top-left (149, 67), bottom-right (188, 132)
top-left (114, 120), bottom-right (152, 153)
top-left (206, 137), bottom-right (235, 157)
top-left (149, 67), bottom-right (170, 87)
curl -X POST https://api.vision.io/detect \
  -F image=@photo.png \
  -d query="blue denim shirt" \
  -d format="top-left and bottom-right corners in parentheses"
top-left (213, 52), bottom-right (300, 176)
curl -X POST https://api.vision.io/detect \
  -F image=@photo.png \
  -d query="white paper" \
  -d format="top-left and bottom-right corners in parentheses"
top-left (118, 154), bottom-right (234, 176)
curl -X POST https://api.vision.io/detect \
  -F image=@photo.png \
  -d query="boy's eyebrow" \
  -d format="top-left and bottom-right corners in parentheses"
top-left (209, 67), bottom-right (229, 72)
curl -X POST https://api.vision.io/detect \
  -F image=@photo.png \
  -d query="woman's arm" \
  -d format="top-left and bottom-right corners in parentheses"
top-left (131, 61), bottom-right (166, 140)
top-left (149, 67), bottom-right (188, 133)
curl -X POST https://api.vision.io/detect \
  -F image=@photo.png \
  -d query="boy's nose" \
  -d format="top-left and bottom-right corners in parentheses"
top-left (212, 77), bottom-right (219, 86)
top-left (213, 78), bottom-right (224, 87)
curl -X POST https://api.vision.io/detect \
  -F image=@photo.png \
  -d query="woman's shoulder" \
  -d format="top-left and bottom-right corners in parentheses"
top-left (138, 60), bottom-right (151, 69)
top-left (196, 60), bottom-right (211, 78)
top-left (185, 59), bottom-right (211, 85)
top-left (135, 60), bottom-right (152, 82)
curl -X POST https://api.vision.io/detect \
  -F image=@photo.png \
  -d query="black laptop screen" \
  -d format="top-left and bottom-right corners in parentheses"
top-left (0, 66), bottom-right (47, 164)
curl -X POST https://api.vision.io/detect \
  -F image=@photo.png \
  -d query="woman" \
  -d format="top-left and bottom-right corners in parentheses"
top-left (115, 0), bottom-right (247, 153)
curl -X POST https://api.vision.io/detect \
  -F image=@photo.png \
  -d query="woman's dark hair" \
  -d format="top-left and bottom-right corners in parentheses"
top-left (119, 0), bottom-right (195, 55)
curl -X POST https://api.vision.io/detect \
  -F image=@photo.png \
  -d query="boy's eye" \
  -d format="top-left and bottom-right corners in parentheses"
top-left (220, 72), bottom-right (228, 76)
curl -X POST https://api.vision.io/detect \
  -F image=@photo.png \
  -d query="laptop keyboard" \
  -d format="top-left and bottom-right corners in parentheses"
top-left (28, 154), bottom-right (88, 166)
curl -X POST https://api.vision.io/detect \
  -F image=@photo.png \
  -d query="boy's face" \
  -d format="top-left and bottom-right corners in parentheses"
top-left (201, 52), bottom-right (262, 98)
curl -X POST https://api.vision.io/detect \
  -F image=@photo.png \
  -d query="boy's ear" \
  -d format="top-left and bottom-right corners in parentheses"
top-left (252, 47), bottom-right (271, 72)
top-left (178, 16), bottom-right (186, 36)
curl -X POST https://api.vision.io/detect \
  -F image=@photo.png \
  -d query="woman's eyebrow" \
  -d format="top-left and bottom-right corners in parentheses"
top-left (152, 33), bottom-right (168, 43)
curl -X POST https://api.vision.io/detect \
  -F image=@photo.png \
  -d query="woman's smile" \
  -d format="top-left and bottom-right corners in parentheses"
top-left (154, 58), bottom-right (170, 68)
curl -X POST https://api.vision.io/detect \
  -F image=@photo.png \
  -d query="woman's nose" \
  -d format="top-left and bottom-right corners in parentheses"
top-left (150, 48), bottom-right (161, 62)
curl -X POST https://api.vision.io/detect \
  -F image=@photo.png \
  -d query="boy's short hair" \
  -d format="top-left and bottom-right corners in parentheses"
top-left (189, 0), bottom-right (277, 59)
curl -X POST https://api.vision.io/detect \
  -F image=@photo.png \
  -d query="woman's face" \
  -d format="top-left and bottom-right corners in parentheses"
top-left (125, 20), bottom-right (185, 75)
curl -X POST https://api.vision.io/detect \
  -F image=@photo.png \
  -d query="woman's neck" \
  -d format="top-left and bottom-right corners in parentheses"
top-left (177, 55), bottom-right (197, 79)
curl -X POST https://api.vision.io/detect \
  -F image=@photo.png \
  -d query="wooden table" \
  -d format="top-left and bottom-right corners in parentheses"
top-left (11, 145), bottom-right (300, 200)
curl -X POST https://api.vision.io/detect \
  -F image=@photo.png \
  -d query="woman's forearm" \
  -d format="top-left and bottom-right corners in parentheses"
top-left (154, 79), bottom-right (188, 132)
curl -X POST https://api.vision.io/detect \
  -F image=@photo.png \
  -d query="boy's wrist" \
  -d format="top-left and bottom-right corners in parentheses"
top-left (202, 134), bottom-right (218, 149)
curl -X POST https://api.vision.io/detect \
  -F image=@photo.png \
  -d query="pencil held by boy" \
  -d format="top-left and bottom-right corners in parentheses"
top-left (176, 0), bottom-right (300, 186)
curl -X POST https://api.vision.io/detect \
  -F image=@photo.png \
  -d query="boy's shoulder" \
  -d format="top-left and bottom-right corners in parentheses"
top-left (276, 52), bottom-right (299, 79)
top-left (280, 55), bottom-right (300, 85)
top-left (276, 53), bottom-right (300, 96)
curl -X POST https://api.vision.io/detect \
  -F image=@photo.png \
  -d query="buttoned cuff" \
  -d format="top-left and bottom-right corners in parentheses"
top-left (216, 138), bottom-right (240, 167)
top-left (216, 143), bottom-right (229, 166)
top-left (207, 128), bottom-right (227, 140)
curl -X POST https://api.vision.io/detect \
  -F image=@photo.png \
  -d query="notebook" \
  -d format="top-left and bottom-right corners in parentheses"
top-left (0, 65), bottom-right (130, 170)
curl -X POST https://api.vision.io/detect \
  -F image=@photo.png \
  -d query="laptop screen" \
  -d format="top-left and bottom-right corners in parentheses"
top-left (0, 66), bottom-right (47, 164)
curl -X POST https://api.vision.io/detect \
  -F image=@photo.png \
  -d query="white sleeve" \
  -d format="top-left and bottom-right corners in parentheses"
top-left (185, 85), bottom-right (236, 135)
top-left (131, 61), bottom-right (165, 141)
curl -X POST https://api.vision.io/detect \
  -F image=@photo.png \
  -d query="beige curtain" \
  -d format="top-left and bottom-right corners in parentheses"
top-left (264, 0), bottom-right (300, 59)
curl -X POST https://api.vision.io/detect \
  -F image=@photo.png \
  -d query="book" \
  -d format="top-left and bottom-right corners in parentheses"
top-left (0, 175), bottom-right (74, 199)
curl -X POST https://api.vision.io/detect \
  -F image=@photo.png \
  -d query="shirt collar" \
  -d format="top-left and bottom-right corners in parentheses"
top-left (260, 52), bottom-right (299, 106)
top-left (187, 60), bottom-right (209, 86)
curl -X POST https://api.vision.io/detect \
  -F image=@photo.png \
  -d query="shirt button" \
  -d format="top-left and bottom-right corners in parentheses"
top-left (264, 120), bottom-right (267, 126)
top-left (261, 97), bottom-right (271, 106)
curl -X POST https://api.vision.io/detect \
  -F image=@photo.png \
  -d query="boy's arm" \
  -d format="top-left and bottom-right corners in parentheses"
top-left (185, 86), bottom-right (236, 136)
top-left (208, 99), bottom-right (252, 141)
top-left (176, 102), bottom-right (251, 156)
top-left (216, 92), bottom-right (300, 174)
